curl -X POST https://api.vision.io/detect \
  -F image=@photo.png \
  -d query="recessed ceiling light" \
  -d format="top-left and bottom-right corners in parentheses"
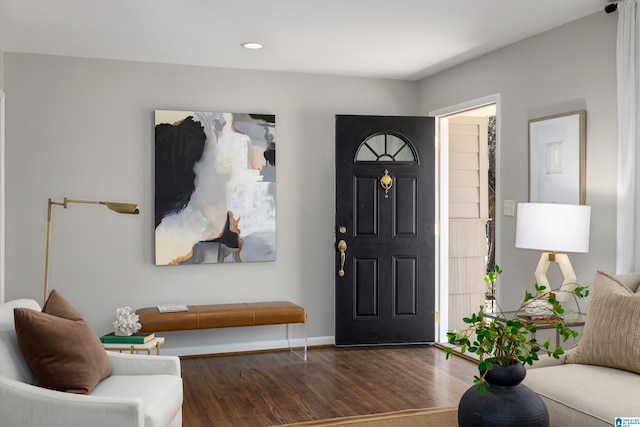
top-left (241, 42), bottom-right (264, 50)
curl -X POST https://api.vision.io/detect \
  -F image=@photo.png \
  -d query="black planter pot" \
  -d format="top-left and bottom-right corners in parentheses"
top-left (458, 363), bottom-right (548, 427)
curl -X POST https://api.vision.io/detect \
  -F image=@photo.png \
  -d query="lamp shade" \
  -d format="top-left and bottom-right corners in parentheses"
top-left (515, 203), bottom-right (591, 253)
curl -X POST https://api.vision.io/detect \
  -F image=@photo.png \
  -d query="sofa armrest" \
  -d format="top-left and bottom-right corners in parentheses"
top-left (107, 351), bottom-right (181, 376)
top-left (527, 346), bottom-right (576, 369)
top-left (0, 375), bottom-right (144, 427)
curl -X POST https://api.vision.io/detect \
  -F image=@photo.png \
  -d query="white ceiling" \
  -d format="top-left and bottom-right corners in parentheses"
top-left (0, 0), bottom-right (610, 81)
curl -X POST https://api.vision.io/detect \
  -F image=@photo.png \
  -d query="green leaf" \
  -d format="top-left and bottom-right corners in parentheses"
top-left (477, 382), bottom-right (487, 395)
top-left (573, 285), bottom-right (590, 298)
top-left (535, 283), bottom-right (547, 293)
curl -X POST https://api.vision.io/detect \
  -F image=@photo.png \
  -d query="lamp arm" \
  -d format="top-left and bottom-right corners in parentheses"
top-left (43, 197), bottom-right (139, 304)
top-left (65, 198), bottom-right (139, 214)
top-left (64, 198), bottom-right (103, 206)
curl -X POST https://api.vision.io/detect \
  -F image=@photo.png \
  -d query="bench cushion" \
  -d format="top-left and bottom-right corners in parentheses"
top-left (136, 301), bottom-right (305, 332)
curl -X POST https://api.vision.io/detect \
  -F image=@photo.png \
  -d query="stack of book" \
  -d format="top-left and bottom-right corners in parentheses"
top-left (100, 332), bottom-right (155, 344)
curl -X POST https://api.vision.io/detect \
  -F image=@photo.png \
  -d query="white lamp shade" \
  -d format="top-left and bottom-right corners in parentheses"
top-left (515, 203), bottom-right (591, 253)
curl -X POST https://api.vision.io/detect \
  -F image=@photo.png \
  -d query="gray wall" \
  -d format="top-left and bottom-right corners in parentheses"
top-left (3, 53), bottom-right (419, 355)
top-left (419, 11), bottom-right (618, 309)
top-left (2, 11), bottom-right (618, 353)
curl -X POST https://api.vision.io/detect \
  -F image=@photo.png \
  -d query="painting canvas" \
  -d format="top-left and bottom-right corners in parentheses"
top-left (154, 110), bottom-right (276, 265)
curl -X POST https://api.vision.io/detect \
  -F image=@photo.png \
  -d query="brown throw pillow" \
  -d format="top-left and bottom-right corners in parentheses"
top-left (42, 288), bottom-right (85, 321)
top-left (14, 290), bottom-right (112, 393)
top-left (565, 271), bottom-right (640, 374)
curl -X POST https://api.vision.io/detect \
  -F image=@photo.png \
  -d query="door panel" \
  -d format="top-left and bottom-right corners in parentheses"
top-left (355, 258), bottom-right (378, 317)
top-left (355, 178), bottom-right (378, 236)
top-left (335, 115), bottom-right (435, 345)
top-left (394, 257), bottom-right (417, 315)
top-left (395, 177), bottom-right (417, 235)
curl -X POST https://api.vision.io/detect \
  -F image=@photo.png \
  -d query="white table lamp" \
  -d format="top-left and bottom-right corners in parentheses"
top-left (515, 203), bottom-right (591, 302)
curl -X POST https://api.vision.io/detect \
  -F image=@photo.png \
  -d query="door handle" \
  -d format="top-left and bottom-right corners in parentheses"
top-left (337, 240), bottom-right (347, 277)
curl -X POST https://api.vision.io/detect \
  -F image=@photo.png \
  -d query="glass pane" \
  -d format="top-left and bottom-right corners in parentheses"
top-left (366, 135), bottom-right (386, 155)
top-left (355, 144), bottom-right (378, 161)
top-left (394, 144), bottom-right (415, 161)
top-left (387, 135), bottom-right (406, 157)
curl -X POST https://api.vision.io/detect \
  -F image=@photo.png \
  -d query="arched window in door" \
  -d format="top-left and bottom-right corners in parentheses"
top-left (355, 133), bottom-right (417, 162)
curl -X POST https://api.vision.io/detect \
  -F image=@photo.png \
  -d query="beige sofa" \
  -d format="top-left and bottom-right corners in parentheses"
top-left (523, 272), bottom-right (640, 426)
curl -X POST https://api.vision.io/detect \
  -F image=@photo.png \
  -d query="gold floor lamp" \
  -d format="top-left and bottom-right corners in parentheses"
top-left (44, 197), bottom-right (140, 304)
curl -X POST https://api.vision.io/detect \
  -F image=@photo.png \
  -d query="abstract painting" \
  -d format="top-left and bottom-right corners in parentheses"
top-left (154, 110), bottom-right (276, 265)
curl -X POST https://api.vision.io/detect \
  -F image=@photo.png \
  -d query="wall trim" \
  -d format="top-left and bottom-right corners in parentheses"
top-left (0, 89), bottom-right (5, 304)
top-left (429, 93), bottom-right (501, 342)
top-left (429, 94), bottom-right (500, 117)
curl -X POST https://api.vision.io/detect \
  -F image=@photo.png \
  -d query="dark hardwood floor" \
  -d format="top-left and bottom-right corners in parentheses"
top-left (181, 345), bottom-right (477, 427)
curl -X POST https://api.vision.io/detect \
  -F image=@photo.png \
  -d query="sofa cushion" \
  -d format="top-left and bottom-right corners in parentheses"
top-left (91, 374), bottom-right (183, 427)
top-left (565, 271), bottom-right (640, 374)
top-left (14, 290), bottom-right (112, 393)
top-left (0, 299), bottom-right (41, 384)
top-left (524, 363), bottom-right (640, 426)
top-left (613, 272), bottom-right (640, 293)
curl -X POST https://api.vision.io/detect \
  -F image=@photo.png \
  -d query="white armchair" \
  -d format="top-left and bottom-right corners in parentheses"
top-left (0, 299), bottom-right (183, 427)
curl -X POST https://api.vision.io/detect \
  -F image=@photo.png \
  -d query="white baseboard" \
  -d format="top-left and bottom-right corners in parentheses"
top-left (161, 335), bottom-right (335, 357)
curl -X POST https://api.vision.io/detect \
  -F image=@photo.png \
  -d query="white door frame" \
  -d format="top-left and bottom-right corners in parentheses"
top-left (429, 93), bottom-right (501, 341)
top-left (0, 89), bottom-right (5, 303)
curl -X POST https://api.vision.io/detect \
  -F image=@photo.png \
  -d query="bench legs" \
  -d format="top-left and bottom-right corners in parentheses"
top-left (287, 321), bottom-right (308, 361)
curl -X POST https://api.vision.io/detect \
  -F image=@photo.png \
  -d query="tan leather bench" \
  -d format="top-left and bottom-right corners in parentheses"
top-left (135, 301), bottom-right (307, 360)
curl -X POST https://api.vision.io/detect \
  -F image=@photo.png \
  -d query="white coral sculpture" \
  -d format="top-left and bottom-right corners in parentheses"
top-left (113, 306), bottom-right (142, 336)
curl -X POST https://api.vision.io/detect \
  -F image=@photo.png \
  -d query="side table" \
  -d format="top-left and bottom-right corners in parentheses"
top-left (102, 337), bottom-right (165, 355)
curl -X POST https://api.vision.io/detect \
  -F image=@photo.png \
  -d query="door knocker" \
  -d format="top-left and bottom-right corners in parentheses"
top-left (380, 169), bottom-right (393, 198)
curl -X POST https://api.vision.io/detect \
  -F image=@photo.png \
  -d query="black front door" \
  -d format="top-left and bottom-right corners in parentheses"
top-left (335, 115), bottom-right (436, 345)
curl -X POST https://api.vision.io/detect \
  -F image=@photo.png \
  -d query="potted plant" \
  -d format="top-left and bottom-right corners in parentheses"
top-left (445, 265), bottom-right (589, 426)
